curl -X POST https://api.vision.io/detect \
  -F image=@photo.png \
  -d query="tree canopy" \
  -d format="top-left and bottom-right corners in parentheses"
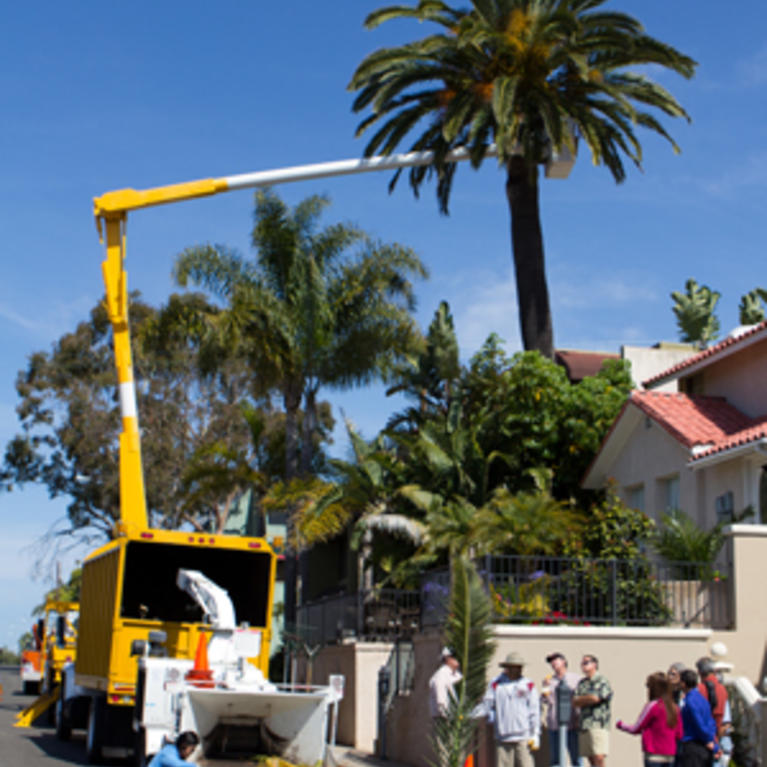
top-left (0, 293), bottom-right (306, 538)
top-left (350, 0), bottom-right (696, 357)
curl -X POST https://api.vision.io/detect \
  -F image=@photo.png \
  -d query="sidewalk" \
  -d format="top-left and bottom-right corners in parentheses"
top-left (329, 745), bottom-right (413, 767)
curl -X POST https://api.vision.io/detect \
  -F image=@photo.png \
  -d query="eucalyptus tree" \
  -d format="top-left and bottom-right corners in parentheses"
top-left (350, 0), bottom-right (696, 357)
top-left (0, 294), bottom-right (262, 540)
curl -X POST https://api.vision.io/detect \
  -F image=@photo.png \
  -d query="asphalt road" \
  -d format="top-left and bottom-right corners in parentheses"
top-left (0, 665), bottom-right (89, 767)
top-left (0, 666), bottom-right (377, 767)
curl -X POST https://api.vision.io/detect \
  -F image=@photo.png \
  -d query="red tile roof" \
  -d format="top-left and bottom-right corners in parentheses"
top-left (630, 391), bottom-right (767, 461)
top-left (643, 321), bottom-right (767, 387)
top-left (555, 349), bottom-right (619, 382)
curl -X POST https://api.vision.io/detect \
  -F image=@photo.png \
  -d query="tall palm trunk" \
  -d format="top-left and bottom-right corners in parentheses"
top-left (505, 156), bottom-right (554, 359)
top-left (283, 380), bottom-right (302, 630)
top-left (300, 388), bottom-right (317, 477)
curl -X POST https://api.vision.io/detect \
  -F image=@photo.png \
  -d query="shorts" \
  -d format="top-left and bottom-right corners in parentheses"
top-left (579, 728), bottom-right (609, 757)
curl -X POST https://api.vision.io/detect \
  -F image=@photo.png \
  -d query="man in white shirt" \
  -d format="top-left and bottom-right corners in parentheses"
top-left (483, 651), bottom-right (540, 767)
top-left (429, 647), bottom-right (462, 719)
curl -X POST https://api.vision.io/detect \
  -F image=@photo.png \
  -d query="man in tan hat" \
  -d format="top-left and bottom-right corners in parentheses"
top-left (483, 651), bottom-right (540, 767)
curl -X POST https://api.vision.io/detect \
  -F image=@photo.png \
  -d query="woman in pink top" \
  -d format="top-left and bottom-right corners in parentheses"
top-left (617, 672), bottom-right (683, 766)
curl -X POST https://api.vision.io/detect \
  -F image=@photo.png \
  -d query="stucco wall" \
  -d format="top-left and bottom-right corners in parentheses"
top-left (622, 344), bottom-right (696, 391)
top-left (305, 641), bottom-right (393, 751)
top-left (693, 337), bottom-right (767, 417)
top-left (700, 458), bottom-right (749, 527)
top-left (312, 528), bottom-right (767, 767)
top-left (383, 626), bottom-right (714, 767)
top-left (608, 412), bottom-right (696, 522)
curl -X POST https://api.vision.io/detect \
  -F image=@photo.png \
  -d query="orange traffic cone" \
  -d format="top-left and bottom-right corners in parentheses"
top-left (185, 634), bottom-right (214, 688)
top-left (463, 754), bottom-right (474, 767)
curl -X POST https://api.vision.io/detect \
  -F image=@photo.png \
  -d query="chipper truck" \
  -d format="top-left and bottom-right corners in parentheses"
top-left (44, 144), bottom-right (559, 764)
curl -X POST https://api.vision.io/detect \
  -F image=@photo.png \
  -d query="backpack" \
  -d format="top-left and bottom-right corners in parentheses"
top-left (703, 678), bottom-right (718, 713)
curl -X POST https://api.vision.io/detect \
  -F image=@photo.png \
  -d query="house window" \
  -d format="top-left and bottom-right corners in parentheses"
top-left (662, 475), bottom-right (680, 511)
top-left (760, 467), bottom-right (767, 524)
top-left (626, 485), bottom-right (645, 513)
top-left (715, 491), bottom-right (734, 524)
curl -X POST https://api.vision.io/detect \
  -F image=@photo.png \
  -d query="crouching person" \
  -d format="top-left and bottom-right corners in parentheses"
top-left (149, 731), bottom-right (201, 767)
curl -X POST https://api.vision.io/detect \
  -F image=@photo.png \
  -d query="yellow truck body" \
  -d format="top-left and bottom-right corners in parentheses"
top-left (44, 600), bottom-right (79, 689)
top-left (75, 528), bottom-right (276, 706)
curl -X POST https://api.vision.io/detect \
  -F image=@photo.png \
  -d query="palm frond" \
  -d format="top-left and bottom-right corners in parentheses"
top-left (432, 555), bottom-right (495, 767)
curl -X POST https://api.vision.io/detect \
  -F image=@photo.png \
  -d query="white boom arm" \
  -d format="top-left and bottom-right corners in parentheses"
top-left (176, 569), bottom-right (236, 631)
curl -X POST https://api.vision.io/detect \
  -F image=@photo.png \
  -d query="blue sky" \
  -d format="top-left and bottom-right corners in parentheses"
top-left (1, 0), bottom-right (766, 649)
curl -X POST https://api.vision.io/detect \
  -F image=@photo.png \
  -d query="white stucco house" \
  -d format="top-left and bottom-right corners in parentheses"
top-left (583, 321), bottom-right (767, 527)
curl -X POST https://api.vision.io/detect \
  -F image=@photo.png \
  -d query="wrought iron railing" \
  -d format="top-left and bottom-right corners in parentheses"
top-left (297, 554), bottom-right (732, 645)
top-left (296, 587), bottom-right (420, 646)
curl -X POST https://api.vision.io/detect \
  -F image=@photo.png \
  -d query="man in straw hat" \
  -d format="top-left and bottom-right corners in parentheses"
top-left (483, 651), bottom-right (540, 767)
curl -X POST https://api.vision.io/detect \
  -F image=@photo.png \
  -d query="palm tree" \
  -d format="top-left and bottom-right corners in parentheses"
top-left (173, 188), bottom-right (427, 622)
top-left (433, 555), bottom-right (495, 767)
top-left (350, 0), bottom-right (696, 357)
top-left (671, 278), bottom-right (720, 348)
top-left (174, 188), bottom-right (427, 479)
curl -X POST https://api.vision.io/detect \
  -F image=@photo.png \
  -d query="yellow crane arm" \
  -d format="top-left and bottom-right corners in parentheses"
top-left (94, 145), bottom-right (512, 535)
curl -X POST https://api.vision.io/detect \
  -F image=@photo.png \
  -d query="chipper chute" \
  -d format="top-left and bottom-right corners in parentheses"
top-left (134, 569), bottom-right (343, 766)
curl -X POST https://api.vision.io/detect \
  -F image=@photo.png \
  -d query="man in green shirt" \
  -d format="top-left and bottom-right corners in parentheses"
top-left (573, 654), bottom-right (612, 767)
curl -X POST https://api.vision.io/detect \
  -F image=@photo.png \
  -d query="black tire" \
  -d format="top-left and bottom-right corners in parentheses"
top-left (86, 696), bottom-right (106, 764)
top-left (46, 684), bottom-right (56, 726)
top-left (22, 680), bottom-right (37, 695)
top-left (55, 691), bottom-right (72, 741)
top-left (134, 727), bottom-right (148, 767)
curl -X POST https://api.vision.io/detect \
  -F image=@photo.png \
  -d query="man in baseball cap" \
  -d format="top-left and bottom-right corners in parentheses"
top-left (542, 652), bottom-right (580, 766)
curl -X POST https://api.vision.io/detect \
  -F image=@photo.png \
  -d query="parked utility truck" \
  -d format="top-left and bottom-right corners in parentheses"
top-left (55, 147), bottom-right (525, 764)
top-left (48, 170), bottom-right (353, 766)
top-left (15, 599), bottom-right (78, 727)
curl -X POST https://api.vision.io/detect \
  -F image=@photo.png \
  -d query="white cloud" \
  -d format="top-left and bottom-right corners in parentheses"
top-left (0, 302), bottom-right (42, 332)
top-left (451, 268), bottom-right (522, 356)
top-left (553, 275), bottom-right (659, 310)
top-left (737, 44), bottom-right (767, 86)
top-left (702, 151), bottom-right (767, 198)
top-left (0, 294), bottom-right (95, 340)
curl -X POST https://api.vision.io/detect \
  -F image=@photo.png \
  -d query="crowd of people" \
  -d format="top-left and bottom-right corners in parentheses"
top-left (429, 650), bottom-right (733, 767)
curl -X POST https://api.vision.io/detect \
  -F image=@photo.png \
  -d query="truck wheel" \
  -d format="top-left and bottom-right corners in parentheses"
top-left (134, 727), bottom-right (148, 767)
top-left (86, 696), bottom-right (106, 764)
top-left (55, 692), bottom-right (71, 741)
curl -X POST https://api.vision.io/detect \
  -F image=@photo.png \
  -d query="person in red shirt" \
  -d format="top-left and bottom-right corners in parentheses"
top-left (617, 672), bottom-right (683, 767)
top-left (696, 657), bottom-right (728, 736)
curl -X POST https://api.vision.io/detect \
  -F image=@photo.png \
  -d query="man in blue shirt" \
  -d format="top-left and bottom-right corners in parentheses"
top-left (679, 670), bottom-right (718, 767)
top-left (148, 731), bottom-right (200, 767)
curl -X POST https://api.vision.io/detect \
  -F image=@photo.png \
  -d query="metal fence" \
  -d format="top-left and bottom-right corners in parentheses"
top-left (296, 587), bottom-right (420, 646)
top-left (430, 554), bottom-right (733, 629)
top-left (297, 554), bottom-right (732, 645)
